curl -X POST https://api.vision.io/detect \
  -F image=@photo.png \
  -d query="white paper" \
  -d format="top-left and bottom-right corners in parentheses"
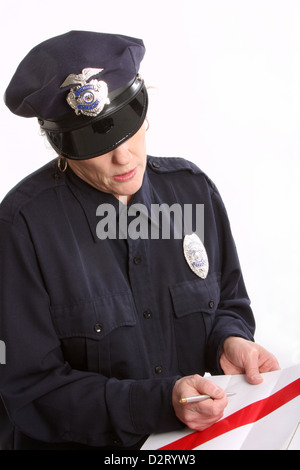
top-left (285, 421), bottom-right (300, 450)
top-left (142, 363), bottom-right (300, 450)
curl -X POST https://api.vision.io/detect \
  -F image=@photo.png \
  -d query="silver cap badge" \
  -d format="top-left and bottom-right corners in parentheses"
top-left (183, 233), bottom-right (209, 279)
top-left (60, 68), bottom-right (110, 117)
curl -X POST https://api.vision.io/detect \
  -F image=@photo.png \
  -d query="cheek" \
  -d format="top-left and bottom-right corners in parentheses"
top-left (131, 126), bottom-right (146, 150)
top-left (81, 160), bottom-right (112, 189)
top-left (131, 139), bottom-right (147, 163)
top-left (88, 157), bottom-right (112, 177)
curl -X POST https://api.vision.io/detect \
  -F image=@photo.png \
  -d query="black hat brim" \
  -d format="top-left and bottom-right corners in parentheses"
top-left (42, 80), bottom-right (148, 160)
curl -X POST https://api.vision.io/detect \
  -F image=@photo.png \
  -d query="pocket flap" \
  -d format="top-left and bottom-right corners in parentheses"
top-left (50, 292), bottom-right (136, 340)
top-left (169, 272), bottom-right (221, 318)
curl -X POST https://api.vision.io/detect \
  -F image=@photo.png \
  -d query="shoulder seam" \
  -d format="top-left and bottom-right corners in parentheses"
top-left (0, 160), bottom-right (64, 225)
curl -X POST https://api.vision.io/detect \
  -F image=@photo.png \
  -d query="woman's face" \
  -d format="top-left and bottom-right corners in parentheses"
top-left (66, 123), bottom-right (147, 203)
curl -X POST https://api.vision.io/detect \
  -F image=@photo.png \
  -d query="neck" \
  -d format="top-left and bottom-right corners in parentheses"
top-left (116, 195), bottom-right (131, 205)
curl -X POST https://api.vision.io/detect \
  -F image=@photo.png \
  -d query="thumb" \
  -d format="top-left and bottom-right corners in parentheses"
top-left (244, 357), bottom-right (263, 385)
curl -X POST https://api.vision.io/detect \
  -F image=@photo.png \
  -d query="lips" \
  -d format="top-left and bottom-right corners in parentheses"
top-left (113, 167), bottom-right (138, 182)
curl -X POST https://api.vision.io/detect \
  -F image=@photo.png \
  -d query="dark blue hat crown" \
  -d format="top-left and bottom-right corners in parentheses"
top-left (5, 30), bottom-right (145, 121)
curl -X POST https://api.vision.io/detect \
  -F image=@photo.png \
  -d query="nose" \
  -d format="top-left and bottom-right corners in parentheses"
top-left (110, 142), bottom-right (131, 166)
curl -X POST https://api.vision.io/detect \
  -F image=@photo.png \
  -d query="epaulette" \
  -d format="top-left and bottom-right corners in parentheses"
top-left (147, 155), bottom-right (220, 195)
top-left (147, 156), bottom-right (203, 175)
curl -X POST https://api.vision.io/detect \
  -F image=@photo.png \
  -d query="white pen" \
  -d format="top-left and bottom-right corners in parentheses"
top-left (179, 392), bottom-right (236, 404)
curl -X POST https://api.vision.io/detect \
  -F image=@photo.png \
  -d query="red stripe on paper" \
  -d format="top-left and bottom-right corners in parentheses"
top-left (159, 378), bottom-right (300, 450)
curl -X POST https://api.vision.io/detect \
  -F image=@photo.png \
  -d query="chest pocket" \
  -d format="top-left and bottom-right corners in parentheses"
top-left (50, 292), bottom-right (138, 377)
top-left (169, 272), bottom-right (221, 375)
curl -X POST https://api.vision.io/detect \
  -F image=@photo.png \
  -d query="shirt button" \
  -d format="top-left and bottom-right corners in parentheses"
top-left (143, 310), bottom-right (152, 319)
top-left (208, 300), bottom-right (214, 309)
top-left (94, 323), bottom-right (102, 333)
top-left (113, 438), bottom-right (121, 446)
top-left (155, 366), bottom-right (163, 374)
top-left (133, 256), bottom-right (142, 265)
top-left (152, 161), bottom-right (161, 169)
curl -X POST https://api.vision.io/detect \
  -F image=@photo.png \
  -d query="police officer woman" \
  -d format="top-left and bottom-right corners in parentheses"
top-left (0, 31), bottom-right (279, 449)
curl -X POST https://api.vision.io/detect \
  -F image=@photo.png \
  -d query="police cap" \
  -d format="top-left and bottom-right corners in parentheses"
top-left (5, 30), bottom-right (148, 160)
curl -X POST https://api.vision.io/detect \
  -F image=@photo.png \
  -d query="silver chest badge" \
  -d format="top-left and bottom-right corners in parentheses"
top-left (183, 233), bottom-right (209, 279)
top-left (60, 68), bottom-right (110, 117)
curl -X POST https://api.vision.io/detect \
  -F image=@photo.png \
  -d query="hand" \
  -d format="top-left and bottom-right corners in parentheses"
top-left (172, 374), bottom-right (228, 431)
top-left (220, 336), bottom-right (280, 385)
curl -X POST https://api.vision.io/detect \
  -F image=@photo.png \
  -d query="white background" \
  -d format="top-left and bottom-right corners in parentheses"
top-left (1, 0), bottom-right (299, 368)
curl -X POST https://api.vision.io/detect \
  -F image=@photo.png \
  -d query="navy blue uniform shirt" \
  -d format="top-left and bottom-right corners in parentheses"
top-left (0, 156), bottom-right (255, 449)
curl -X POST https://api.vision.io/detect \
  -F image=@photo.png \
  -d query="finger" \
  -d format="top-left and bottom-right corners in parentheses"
top-left (244, 350), bottom-right (264, 384)
top-left (184, 397), bottom-right (226, 431)
top-left (259, 353), bottom-right (281, 373)
top-left (194, 376), bottom-right (226, 399)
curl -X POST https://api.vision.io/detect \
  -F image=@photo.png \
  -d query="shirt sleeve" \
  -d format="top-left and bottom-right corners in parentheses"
top-left (204, 183), bottom-right (256, 374)
top-left (0, 217), bottom-right (181, 448)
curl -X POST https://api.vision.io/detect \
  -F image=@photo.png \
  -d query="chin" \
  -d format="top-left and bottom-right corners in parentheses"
top-left (126, 181), bottom-right (143, 196)
top-left (118, 179), bottom-right (143, 200)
